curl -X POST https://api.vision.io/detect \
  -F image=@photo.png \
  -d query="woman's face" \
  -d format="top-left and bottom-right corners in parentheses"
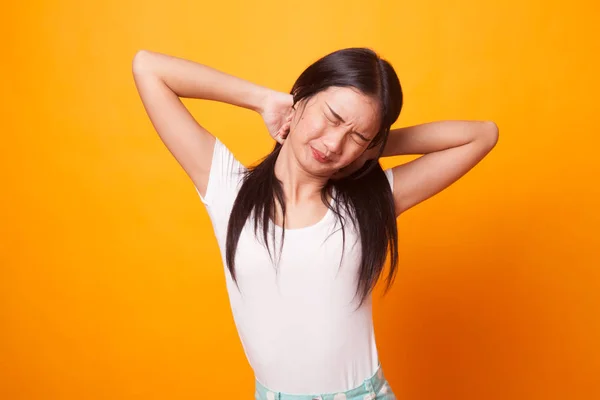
top-left (286, 86), bottom-right (381, 177)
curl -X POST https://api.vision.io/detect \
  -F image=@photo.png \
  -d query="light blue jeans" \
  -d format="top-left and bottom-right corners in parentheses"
top-left (254, 364), bottom-right (396, 400)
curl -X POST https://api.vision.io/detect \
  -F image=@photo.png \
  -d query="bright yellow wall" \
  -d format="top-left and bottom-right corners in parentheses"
top-left (2, 1), bottom-right (599, 399)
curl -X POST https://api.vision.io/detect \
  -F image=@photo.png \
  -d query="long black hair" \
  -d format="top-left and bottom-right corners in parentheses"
top-left (226, 47), bottom-right (403, 308)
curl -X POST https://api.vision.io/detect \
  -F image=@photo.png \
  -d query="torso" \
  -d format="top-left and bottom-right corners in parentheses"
top-left (196, 138), bottom-right (395, 394)
top-left (272, 192), bottom-right (333, 230)
top-left (224, 199), bottom-right (380, 394)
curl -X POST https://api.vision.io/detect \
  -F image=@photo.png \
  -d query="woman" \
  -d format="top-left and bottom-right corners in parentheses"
top-left (132, 47), bottom-right (498, 400)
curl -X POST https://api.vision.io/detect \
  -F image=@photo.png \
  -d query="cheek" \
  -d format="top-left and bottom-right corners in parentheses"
top-left (342, 147), bottom-right (366, 164)
top-left (293, 115), bottom-right (325, 142)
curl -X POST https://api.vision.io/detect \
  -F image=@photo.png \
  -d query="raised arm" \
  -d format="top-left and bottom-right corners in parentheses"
top-left (131, 50), bottom-right (272, 197)
top-left (384, 120), bottom-right (499, 216)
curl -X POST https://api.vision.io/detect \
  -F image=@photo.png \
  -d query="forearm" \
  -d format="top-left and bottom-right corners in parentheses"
top-left (382, 120), bottom-right (497, 157)
top-left (132, 50), bottom-right (271, 113)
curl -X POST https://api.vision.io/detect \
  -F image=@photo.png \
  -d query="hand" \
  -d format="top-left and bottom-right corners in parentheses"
top-left (260, 90), bottom-right (294, 144)
top-left (331, 144), bottom-right (381, 179)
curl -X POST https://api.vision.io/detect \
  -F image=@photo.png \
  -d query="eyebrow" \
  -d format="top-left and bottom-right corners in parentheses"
top-left (324, 102), bottom-right (370, 141)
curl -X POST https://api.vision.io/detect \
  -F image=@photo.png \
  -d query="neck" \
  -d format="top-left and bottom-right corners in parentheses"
top-left (274, 142), bottom-right (329, 206)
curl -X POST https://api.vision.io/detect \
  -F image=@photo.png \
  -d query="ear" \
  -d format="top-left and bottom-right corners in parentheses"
top-left (286, 103), bottom-right (300, 134)
top-left (289, 102), bottom-right (299, 122)
top-left (291, 96), bottom-right (311, 121)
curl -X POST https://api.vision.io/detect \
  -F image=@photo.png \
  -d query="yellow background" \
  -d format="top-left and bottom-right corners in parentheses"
top-left (2, 1), bottom-right (599, 399)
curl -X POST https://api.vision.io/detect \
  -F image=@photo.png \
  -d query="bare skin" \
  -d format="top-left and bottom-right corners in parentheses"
top-left (268, 87), bottom-right (381, 229)
top-left (132, 50), bottom-right (499, 231)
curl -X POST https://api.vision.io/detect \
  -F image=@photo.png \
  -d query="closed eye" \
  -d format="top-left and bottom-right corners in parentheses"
top-left (325, 113), bottom-right (368, 142)
top-left (324, 103), bottom-right (370, 142)
top-left (324, 113), bottom-right (338, 125)
top-left (353, 132), bottom-right (370, 142)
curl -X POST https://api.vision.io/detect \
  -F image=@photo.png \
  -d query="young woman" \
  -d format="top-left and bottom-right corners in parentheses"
top-left (132, 47), bottom-right (498, 400)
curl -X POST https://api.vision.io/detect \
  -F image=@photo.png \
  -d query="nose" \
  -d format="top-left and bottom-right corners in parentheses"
top-left (322, 129), bottom-right (345, 156)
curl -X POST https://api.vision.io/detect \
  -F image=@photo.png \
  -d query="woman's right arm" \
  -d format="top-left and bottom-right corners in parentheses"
top-left (131, 50), bottom-right (273, 198)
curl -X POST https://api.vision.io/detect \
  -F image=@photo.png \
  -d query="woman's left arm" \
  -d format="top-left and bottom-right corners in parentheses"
top-left (384, 120), bottom-right (499, 216)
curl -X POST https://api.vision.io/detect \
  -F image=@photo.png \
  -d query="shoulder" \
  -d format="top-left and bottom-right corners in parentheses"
top-left (383, 168), bottom-right (394, 192)
top-left (196, 137), bottom-right (247, 206)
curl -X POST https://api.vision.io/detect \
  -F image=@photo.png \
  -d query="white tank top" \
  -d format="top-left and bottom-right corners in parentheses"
top-left (195, 138), bottom-right (394, 394)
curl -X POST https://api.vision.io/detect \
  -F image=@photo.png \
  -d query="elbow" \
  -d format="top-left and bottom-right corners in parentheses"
top-left (479, 120), bottom-right (499, 148)
top-left (132, 49), bottom-right (155, 76)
